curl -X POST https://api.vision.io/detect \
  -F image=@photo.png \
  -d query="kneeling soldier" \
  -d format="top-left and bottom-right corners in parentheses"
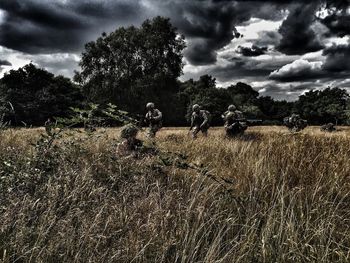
top-left (222, 104), bottom-right (247, 137)
top-left (190, 104), bottom-right (210, 139)
top-left (117, 124), bottom-right (143, 157)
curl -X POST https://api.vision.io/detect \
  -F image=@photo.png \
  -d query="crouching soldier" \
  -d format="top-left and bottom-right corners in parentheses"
top-left (283, 113), bottom-right (307, 132)
top-left (189, 104), bottom-right (210, 139)
top-left (117, 124), bottom-right (143, 157)
top-left (145, 102), bottom-right (162, 138)
top-left (321, 123), bottom-right (336, 132)
top-left (222, 104), bottom-right (247, 137)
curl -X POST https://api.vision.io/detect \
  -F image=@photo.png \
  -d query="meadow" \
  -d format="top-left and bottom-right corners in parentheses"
top-left (1, 126), bottom-right (350, 262)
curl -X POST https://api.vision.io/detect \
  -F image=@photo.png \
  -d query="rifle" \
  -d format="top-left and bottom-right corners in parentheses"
top-left (234, 119), bottom-right (262, 125)
top-left (245, 119), bottom-right (263, 126)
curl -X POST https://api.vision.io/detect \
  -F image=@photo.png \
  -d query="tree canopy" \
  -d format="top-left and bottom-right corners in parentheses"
top-left (74, 16), bottom-right (186, 116)
top-left (296, 88), bottom-right (350, 124)
top-left (0, 63), bottom-right (82, 126)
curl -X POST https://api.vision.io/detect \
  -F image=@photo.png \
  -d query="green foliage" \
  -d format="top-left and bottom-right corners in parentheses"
top-left (180, 75), bottom-right (265, 125)
top-left (75, 16), bottom-right (186, 117)
top-left (257, 96), bottom-right (294, 121)
top-left (56, 103), bottom-right (138, 131)
top-left (0, 63), bottom-right (83, 126)
top-left (227, 82), bottom-right (259, 106)
top-left (295, 87), bottom-right (350, 124)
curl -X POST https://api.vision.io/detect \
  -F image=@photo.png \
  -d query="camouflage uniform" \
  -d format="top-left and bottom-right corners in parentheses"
top-left (320, 123), bottom-right (336, 132)
top-left (283, 113), bottom-right (307, 132)
top-left (222, 105), bottom-right (247, 137)
top-left (117, 124), bottom-right (143, 157)
top-left (145, 102), bottom-right (162, 138)
top-left (190, 104), bottom-right (210, 138)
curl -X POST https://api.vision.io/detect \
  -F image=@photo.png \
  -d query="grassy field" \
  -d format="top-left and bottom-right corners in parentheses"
top-left (1, 126), bottom-right (350, 262)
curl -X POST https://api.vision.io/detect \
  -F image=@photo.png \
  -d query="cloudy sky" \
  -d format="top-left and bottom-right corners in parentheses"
top-left (0, 0), bottom-right (349, 100)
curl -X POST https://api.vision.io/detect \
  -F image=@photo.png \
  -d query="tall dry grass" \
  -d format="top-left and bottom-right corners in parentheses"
top-left (0, 126), bottom-right (350, 262)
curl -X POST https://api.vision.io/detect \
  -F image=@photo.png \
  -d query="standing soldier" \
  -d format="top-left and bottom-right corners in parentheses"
top-left (222, 104), bottom-right (247, 137)
top-left (189, 104), bottom-right (210, 139)
top-left (145, 102), bottom-right (162, 138)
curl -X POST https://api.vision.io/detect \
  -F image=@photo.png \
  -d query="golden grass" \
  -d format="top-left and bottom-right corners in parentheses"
top-left (0, 126), bottom-right (350, 262)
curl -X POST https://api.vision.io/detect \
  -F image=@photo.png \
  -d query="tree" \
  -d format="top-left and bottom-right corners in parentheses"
top-left (75, 16), bottom-right (186, 119)
top-left (0, 63), bottom-right (83, 125)
top-left (227, 82), bottom-right (259, 106)
top-left (257, 96), bottom-right (294, 123)
top-left (295, 87), bottom-right (349, 124)
top-left (345, 100), bottom-right (350, 125)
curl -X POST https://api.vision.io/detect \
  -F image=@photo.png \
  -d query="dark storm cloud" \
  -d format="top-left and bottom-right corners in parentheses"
top-left (320, 13), bottom-right (350, 37)
top-left (322, 43), bottom-right (350, 72)
top-left (0, 59), bottom-right (11, 66)
top-left (314, 0), bottom-right (350, 39)
top-left (163, 1), bottom-right (246, 65)
top-left (160, 0), bottom-right (292, 64)
top-left (236, 45), bottom-right (268, 57)
top-left (0, 0), bottom-right (145, 54)
top-left (207, 56), bottom-right (290, 82)
top-left (269, 42), bottom-right (350, 82)
top-left (276, 3), bottom-right (325, 55)
top-left (0, 0), bottom-right (290, 65)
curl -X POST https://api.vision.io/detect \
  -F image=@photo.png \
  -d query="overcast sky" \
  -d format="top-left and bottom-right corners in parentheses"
top-left (0, 0), bottom-right (349, 100)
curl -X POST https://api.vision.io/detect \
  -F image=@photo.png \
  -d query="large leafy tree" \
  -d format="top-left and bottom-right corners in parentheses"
top-left (0, 63), bottom-right (83, 126)
top-left (75, 16), bottom-right (186, 118)
top-left (227, 82), bottom-right (259, 107)
top-left (295, 87), bottom-right (350, 124)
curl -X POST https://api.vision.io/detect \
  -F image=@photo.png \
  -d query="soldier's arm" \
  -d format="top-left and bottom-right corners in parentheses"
top-left (221, 111), bottom-right (228, 120)
top-left (144, 112), bottom-right (149, 124)
top-left (200, 112), bottom-right (208, 127)
top-left (153, 109), bottom-right (162, 121)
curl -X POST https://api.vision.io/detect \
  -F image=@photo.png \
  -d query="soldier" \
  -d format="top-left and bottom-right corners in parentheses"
top-left (222, 104), bottom-right (247, 137)
top-left (145, 102), bottom-right (162, 138)
top-left (116, 123), bottom-right (143, 157)
top-left (320, 123), bottom-right (336, 132)
top-left (283, 113), bottom-right (307, 132)
top-left (189, 104), bottom-right (210, 138)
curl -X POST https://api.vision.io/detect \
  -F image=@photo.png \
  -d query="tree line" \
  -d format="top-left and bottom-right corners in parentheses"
top-left (1, 17), bottom-right (349, 127)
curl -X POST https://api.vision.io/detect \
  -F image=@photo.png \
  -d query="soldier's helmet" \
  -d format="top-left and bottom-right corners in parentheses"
top-left (120, 123), bottom-right (139, 139)
top-left (146, 102), bottom-right (155, 110)
top-left (228, 104), bottom-right (236, 111)
top-left (192, 104), bottom-right (200, 111)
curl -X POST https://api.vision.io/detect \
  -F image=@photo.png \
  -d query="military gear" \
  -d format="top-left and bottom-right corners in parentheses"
top-left (146, 102), bottom-right (155, 110)
top-left (120, 123), bottom-right (139, 139)
top-left (190, 109), bottom-right (210, 138)
top-left (228, 104), bottom-right (236, 111)
top-left (223, 110), bottom-right (247, 137)
top-left (284, 114), bottom-right (307, 132)
top-left (321, 123), bottom-right (336, 132)
top-left (192, 104), bottom-right (200, 112)
top-left (145, 107), bottom-right (162, 138)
